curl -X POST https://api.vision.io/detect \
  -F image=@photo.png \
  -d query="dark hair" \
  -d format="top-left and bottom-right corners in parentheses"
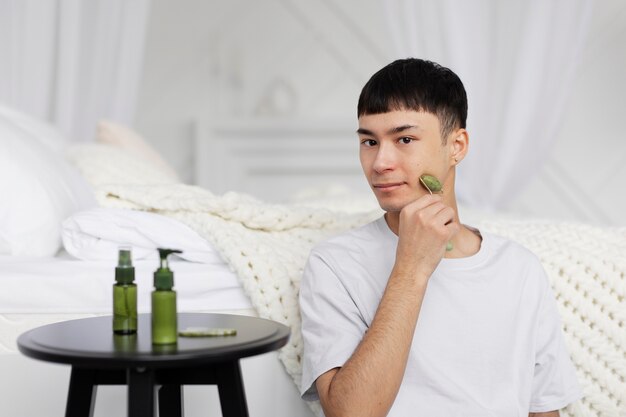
top-left (357, 58), bottom-right (467, 141)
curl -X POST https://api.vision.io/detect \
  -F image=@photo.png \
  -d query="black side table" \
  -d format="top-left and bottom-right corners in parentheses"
top-left (17, 313), bottom-right (290, 417)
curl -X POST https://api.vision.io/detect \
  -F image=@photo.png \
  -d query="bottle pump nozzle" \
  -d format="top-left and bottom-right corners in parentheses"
top-left (154, 248), bottom-right (182, 290)
top-left (115, 247), bottom-right (135, 284)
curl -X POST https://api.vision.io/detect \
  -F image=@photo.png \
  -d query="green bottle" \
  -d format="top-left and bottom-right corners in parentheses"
top-left (113, 247), bottom-right (137, 335)
top-left (151, 248), bottom-right (182, 345)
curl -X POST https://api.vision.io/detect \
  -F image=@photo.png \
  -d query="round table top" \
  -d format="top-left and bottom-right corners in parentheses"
top-left (17, 313), bottom-right (290, 368)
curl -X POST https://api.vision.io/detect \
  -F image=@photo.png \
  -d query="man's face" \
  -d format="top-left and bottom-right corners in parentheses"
top-left (358, 109), bottom-right (451, 212)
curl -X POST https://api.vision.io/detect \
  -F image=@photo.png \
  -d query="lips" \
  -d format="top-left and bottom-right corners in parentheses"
top-left (373, 182), bottom-right (404, 190)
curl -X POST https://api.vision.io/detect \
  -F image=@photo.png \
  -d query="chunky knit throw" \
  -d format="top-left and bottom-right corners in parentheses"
top-left (96, 183), bottom-right (625, 417)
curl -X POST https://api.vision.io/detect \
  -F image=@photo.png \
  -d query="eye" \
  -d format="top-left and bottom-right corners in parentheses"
top-left (398, 137), bottom-right (413, 144)
top-left (361, 139), bottom-right (377, 147)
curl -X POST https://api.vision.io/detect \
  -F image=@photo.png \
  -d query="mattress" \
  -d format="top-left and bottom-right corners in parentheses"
top-left (0, 250), bottom-right (253, 353)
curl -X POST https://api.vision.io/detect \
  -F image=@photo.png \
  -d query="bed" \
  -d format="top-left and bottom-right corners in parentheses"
top-left (0, 109), bottom-right (317, 417)
top-left (1, 106), bottom-right (624, 417)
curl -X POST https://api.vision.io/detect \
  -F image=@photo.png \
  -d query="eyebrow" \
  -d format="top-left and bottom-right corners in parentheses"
top-left (356, 124), bottom-right (421, 136)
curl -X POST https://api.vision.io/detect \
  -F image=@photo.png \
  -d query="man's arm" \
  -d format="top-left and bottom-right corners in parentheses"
top-left (315, 263), bottom-right (429, 417)
top-left (529, 412), bottom-right (559, 417)
top-left (315, 195), bottom-right (459, 417)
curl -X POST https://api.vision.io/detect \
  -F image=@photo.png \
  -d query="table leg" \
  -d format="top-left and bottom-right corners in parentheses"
top-left (159, 384), bottom-right (184, 417)
top-left (127, 367), bottom-right (155, 417)
top-left (216, 361), bottom-right (249, 417)
top-left (65, 367), bottom-right (97, 417)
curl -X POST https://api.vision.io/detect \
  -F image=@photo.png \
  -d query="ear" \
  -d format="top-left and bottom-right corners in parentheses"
top-left (448, 128), bottom-right (469, 166)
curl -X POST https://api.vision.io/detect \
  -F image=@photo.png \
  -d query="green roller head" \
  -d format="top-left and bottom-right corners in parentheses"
top-left (115, 247), bottom-right (135, 284)
top-left (154, 248), bottom-right (183, 290)
top-left (419, 174), bottom-right (443, 194)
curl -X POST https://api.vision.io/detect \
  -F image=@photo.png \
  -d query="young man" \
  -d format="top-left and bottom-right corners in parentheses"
top-left (299, 59), bottom-right (582, 417)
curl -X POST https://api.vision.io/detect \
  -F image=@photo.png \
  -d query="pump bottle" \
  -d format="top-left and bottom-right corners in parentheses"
top-left (152, 248), bottom-right (182, 345)
top-left (113, 247), bottom-right (137, 334)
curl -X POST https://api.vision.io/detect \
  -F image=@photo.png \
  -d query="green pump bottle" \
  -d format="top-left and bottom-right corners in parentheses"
top-left (113, 247), bottom-right (137, 334)
top-left (151, 248), bottom-right (182, 345)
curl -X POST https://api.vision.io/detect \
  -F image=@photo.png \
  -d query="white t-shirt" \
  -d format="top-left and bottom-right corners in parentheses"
top-left (300, 216), bottom-right (582, 416)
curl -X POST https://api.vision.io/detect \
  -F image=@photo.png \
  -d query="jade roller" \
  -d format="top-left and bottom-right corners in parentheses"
top-left (419, 174), bottom-right (453, 252)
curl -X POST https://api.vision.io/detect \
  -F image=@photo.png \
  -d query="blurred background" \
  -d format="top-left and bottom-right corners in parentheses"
top-left (1, 0), bottom-right (624, 226)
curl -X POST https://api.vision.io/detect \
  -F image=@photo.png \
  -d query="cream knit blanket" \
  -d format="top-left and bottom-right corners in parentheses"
top-left (97, 183), bottom-right (625, 417)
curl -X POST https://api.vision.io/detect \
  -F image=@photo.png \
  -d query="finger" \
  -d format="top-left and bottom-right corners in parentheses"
top-left (417, 201), bottom-right (452, 224)
top-left (408, 193), bottom-right (443, 211)
top-left (445, 219), bottom-right (462, 238)
top-left (432, 206), bottom-right (456, 227)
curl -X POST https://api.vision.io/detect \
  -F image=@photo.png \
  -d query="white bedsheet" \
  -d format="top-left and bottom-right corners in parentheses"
top-left (0, 250), bottom-right (252, 314)
top-left (0, 250), bottom-right (253, 355)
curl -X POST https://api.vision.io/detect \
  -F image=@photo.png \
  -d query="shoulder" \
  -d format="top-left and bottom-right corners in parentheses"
top-left (310, 217), bottom-right (386, 261)
top-left (483, 231), bottom-right (551, 290)
top-left (486, 231), bottom-right (544, 265)
top-left (301, 217), bottom-right (389, 290)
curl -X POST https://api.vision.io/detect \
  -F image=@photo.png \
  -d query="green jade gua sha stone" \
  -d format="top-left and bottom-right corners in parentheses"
top-left (178, 327), bottom-right (237, 337)
top-left (419, 174), bottom-right (453, 252)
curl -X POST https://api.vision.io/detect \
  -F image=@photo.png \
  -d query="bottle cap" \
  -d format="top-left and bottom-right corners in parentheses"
top-left (154, 248), bottom-right (182, 290)
top-left (115, 247), bottom-right (135, 284)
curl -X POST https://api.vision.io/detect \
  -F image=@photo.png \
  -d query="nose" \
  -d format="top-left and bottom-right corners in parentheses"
top-left (372, 142), bottom-right (396, 173)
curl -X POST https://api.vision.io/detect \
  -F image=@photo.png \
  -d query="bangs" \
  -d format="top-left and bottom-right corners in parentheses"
top-left (357, 58), bottom-right (467, 140)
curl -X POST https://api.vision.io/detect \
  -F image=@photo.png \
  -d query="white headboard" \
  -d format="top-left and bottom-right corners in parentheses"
top-left (192, 119), bottom-right (371, 202)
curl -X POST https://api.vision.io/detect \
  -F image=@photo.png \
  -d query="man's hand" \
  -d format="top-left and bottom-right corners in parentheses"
top-left (395, 194), bottom-right (460, 278)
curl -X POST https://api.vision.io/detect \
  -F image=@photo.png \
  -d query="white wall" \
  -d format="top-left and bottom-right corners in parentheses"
top-left (135, 0), bottom-right (626, 227)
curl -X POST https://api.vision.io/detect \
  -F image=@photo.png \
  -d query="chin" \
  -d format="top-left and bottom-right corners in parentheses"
top-left (379, 205), bottom-right (403, 213)
top-left (376, 199), bottom-right (406, 213)
top-left (375, 193), bottom-right (421, 212)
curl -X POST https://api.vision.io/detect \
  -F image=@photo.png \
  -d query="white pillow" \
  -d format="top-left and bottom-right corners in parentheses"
top-left (66, 143), bottom-right (179, 187)
top-left (0, 105), bottom-right (97, 256)
top-left (0, 104), bottom-right (69, 153)
top-left (62, 207), bottom-right (224, 264)
top-left (97, 120), bottom-right (179, 180)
